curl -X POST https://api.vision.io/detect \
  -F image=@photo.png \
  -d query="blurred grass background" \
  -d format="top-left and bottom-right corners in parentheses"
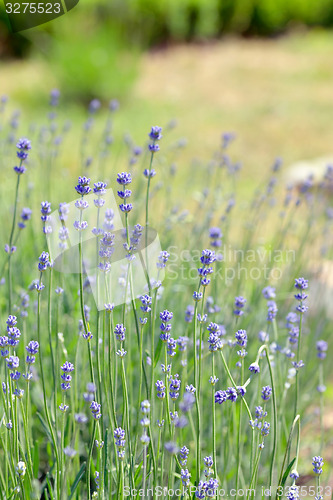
top-left (0, 1), bottom-right (333, 481)
top-left (1, 0), bottom-right (333, 198)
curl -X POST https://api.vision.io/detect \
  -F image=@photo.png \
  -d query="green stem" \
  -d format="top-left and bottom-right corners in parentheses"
top-left (37, 282), bottom-right (61, 499)
top-left (236, 359), bottom-right (244, 499)
top-left (121, 357), bottom-right (135, 491)
top-left (294, 312), bottom-right (303, 420)
top-left (8, 173), bottom-right (21, 312)
top-left (212, 353), bottom-right (217, 478)
top-left (145, 152), bottom-right (154, 295)
top-left (275, 415), bottom-right (300, 499)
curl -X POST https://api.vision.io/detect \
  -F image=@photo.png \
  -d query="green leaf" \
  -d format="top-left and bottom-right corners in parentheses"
top-left (32, 443), bottom-right (39, 477)
top-left (134, 460), bottom-right (143, 487)
top-left (104, 429), bottom-right (108, 489)
top-left (68, 462), bottom-right (86, 500)
top-left (154, 340), bottom-right (163, 368)
top-left (281, 457), bottom-right (296, 488)
top-left (45, 474), bottom-right (55, 500)
top-left (36, 412), bottom-right (53, 444)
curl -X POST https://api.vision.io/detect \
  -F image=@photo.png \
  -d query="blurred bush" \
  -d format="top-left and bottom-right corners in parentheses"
top-left (0, 8), bottom-right (31, 58)
top-left (2, 0), bottom-right (333, 101)
top-left (44, 4), bottom-right (140, 102)
top-left (109, 0), bottom-right (333, 42)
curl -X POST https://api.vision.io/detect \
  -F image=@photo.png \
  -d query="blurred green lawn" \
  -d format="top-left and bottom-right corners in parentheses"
top-left (2, 30), bottom-right (333, 197)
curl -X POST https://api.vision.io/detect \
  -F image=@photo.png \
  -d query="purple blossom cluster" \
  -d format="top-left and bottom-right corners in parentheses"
top-left (117, 172), bottom-right (133, 213)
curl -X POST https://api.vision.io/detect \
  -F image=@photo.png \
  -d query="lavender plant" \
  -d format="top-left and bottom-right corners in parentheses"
top-left (0, 95), bottom-right (331, 500)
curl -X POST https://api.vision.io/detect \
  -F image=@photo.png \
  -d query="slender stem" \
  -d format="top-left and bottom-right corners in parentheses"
top-left (120, 357), bottom-right (134, 490)
top-left (78, 215), bottom-right (95, 389)
top-left (294, 312), bottom-right (303, 420)
top-left (247, 449), bottom-right (262, 500)
top-left (60, 394), bottom-right (66, 497)
top-left (86, 420), bottom-right (97, 499)
top-left (219, 349), bottom-right (255, 485)
top-left (193, 280), bottom-right (201, 483)
top-left (319, 362), bottom-right (324, 454)
top-left (145, 152), bottom-right (154, 295)
top-left (8, 173), bottom-right (21, 312)
top-left (107, 312), bottom-right (117, 426)
top-left (264, 346), bottom-right (277, 489)
top-left (236, 359), bottom-right (244, 499)
top-left (19, 399), bottom-right (33, 482)
top-left (276, 415), bottom-right (300, 499)
top-left (47, 268), bottom-right (57, 427)
top-left (37, 282), bottom-right (61, 499)
top-left (164, 345), bottom-right (171, 433)
top-left (142, 443), bottom-right (147, 498)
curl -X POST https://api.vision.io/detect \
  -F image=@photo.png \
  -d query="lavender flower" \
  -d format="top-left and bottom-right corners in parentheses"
top-left (26, 340), bottom-right (39, 366)
top-left (7, 319), bottom-right (21, 347)
top-left (114, 323), bottom-right (126, 342)
top-left (50, 88), bottom-right (60, 106)
top-left (294, 277), bottom-right (309, 314)
top-left (262, 286), bottom-right (276, 299)
top-left (208, 333), bottom-right (222, 352)
top-left (179, 391), bottom-right (195, 413)
top-left (60, 361), bottom-right (74, 391)
top-left (193, 291), bottom-right (203, 302)
top-left (261, 385), bottom-right (272, 401)
top-left (312, 456), bottom-right (324, 475)
top-left (185, 305), bottom-right (194, 323)
top-left (0, 337), bottom-right (9, 358)
top-left (40, 201), bottom-right (51, 222)
top-left (169, 374), bottom-right (181, 400)
top-left (16, 138), bottom-right (31, 164)
top-left (140, 294), bottom-right (152, 313)
top-left (186, 384), bottom-right (196, 393)
top-left (90, 401), bottom-right (102, 420)
top-left (89, 99), bottom-right (101, 113)
top-left (18, 207), bottom-right (32, 229)
top-left (234, 296), bottom-right (246, 316)
top-left (261, 421), bottom-right (270, 437)
top-left (15, 461), bottom-right (26, 478)
top-left (159, 309), bottom-right (173, 341)
top-left (148, 126), bottom-right (162, 155)
top-left (64, 446), bottom-right (77, 458)
top-left (249, 362), bottom-right (260, 374)
top-left (149, 126), bottom-right (162, 141)
top-left (38, 251), bottom-right (51, 272)
top-left (235, 329), bottom-right (247, 347)
top-left (156, 380), bottom-right (166, 399)
top-left (164, 442), bottom-right (179, 455)
top-left (181, 468), bottom-right (191, 487)
top-left (6, 355), bottom-right (19, 370)
top-left (316, 340), bottom-right (327, 360)
top-left (215, 390), bottom-right (227, 404)
top-left (290, 469), bottom-right (299, 480)
top-left (209, 227), bottom-right (222, 247)
top-left (167, 337), bottom-right (177, 357)
top-left (267, 301), bottom-right (278, 322)
top-left (75, 176), bottom-right (91, 196)
top-left (117, 172), bottom-right (132, 186)
top-left (226, 387), bottom-right (238, 402)
top-left (114, 427), bottom-right (126, 460)
top-left (75, 413), bottom-right (88, 424)
top-left (200, 249), bottom-right (216, 266)
top-left (179, 446), bottom-right (189, 466)
top-left (287, 485), bottom-right (300, 499)
top-left (157, 251), bottom-right (170, 269)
